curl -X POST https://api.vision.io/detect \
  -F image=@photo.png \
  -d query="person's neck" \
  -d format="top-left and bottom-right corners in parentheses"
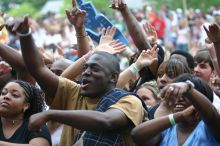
top-left (94, 87), bottom-right (115, 98)
top-left (1, 116), bottom-right (23, 128)
top-left (177, 121), bottom-right (198, 133)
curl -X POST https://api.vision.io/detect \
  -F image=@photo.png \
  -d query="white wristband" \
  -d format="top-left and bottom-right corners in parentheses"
top-left (16, 28), bottom-right (32, 37)
top-left (168, 114), bottom-right (176, 126)
top-left (129, 63), bottom-right (140, 75)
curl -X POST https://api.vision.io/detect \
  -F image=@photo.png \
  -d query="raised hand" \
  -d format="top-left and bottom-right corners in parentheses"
top-left (203, 24), bottom-right (220, 43)
top-left (65, 0), bottom-right (86, 29)
top-left (0, 16), bottom-right (29, 35)
top-left (94, 40), bottom-right (126, 54)
top-left (143, 23), bottom-right (158, 44)
top-left (109, 0), bottom-right (127, 11)
top-left (159, 82), bottom-right (189, 103)
top-left (134, 45), bottom-right (158, 70)
top-left (57, 45), bottom-right (65, 59)
top-left (0, 61), bottom-right (12, 76)
top-left (99, 26), bottom-right (116, 45)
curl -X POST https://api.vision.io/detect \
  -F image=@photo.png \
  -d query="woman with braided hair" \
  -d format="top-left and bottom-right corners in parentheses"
top-left (0, 80), bottom-right (51, 146)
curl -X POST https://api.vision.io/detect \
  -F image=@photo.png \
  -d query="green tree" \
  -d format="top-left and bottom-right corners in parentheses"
top-left (7, 2), bottom-right (40, 18)
top-left (0, 0), bottom-right (46, 12)
top-left (61, 0), bottom-right (112, 16)
top-left (155, 0), bottom-right (219, 12)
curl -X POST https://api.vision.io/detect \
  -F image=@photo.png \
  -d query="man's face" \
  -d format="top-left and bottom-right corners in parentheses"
top-left (80, 54), bottom-right (113, 98)
top-left (194, 61), bottom-right (214, 83)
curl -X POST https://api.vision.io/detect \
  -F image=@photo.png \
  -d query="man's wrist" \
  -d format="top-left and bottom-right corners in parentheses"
top-left (16, 28), bottom-right (32, 37)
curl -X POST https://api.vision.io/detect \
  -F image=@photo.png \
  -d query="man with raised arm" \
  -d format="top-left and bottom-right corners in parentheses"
top-left (0, 1), bottom-right (145, 146)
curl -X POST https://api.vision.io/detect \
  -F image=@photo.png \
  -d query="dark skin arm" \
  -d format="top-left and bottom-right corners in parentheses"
top-left (110, 0), bottom-right (151, 51)
top-left (132, 82), bottom-right (220, 145)
top-left (110, 0), bottom-right (158, 77)
top-left (160, 82), bottom-right (220, 141)
top-left (0, 43), bottom-right (35, 84)
top-left (66, 0), bottom-right (91, 57)
top-left (1, 16), bottom-right (59, 103)
top-left (29, 108), bottom-right (131, 132)
top-left (204, 24), bottom-right (220, 72)
top-left (131, 112), bottom-right (183, 146)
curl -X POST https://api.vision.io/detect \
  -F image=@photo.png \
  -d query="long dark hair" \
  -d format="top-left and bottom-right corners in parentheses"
top-left (13, 80), bottom-right (46, 119)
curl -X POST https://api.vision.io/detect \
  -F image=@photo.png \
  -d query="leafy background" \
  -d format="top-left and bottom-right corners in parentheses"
top-left (0, 0), bottom-right (219, 19)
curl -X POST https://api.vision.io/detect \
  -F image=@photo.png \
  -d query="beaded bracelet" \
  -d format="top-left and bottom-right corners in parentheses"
top-left (16, 28), bottom-right (32, 37)
top-left (76, 32), bottom-right (88, 38)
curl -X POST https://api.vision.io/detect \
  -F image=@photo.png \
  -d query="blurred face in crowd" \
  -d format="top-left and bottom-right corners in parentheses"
top-left (157, 70), bottom-right (174, 90)
top-left (50, 59), bottom-right (71, 76)
top-left (157, 59), bottom-right (191, 90)
top-left (194, 61), bottom-right (215, 83)
top-left (136, 87), bottom-right (158, 106)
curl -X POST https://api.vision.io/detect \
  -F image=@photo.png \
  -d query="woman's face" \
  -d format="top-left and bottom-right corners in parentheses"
top-left (0, 82), bottom-right (29, 118)
top-left (173, 95), bottom-right (192, 113)
top-left (136, 87), bottom-right (158, 106)
top-left (157, 67), bottom-right (176, 90)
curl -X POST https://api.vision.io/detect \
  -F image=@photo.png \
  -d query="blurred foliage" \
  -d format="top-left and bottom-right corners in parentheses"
top-left (7, 2), bottom-right (40, 18)
top-left (84, 0), bottom-right (112, 15)
top-left (0, 0), bottom-right (47, 12)
top-left (61, 0), bottom-right (112, 16)
top-left (1, 0), bottom-right (46, 18)
top-left (1, 0), bottom-right (220, 19)
top-left (154, 0), bottom-right (219, 12)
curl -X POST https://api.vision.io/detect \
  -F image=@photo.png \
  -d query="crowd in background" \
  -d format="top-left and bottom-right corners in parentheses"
top-left (0, 1), bottom-right (220, 146)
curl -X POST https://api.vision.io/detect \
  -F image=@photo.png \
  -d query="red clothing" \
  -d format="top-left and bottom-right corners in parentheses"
top-left (151, 17), bottom-right (166, 39)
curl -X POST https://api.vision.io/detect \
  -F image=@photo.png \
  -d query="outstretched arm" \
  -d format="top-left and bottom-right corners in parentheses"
top-left (29, 108), bottom-right (130, 132)
top-left (0, 43), bottom-right (35, 84)
top-left (110, 0), bottom-right (151, 51)
top-left (66, 0), bottom-right (90, 57)
top-left (0, 137), bottom-right (50, 146)
top-left (1, 16), bottom-right (59, 102)
top-left (160, 82), bottom-right (220, 141)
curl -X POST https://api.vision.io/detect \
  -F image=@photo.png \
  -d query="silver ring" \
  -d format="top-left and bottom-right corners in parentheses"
top-left (169, 86), bottom-right (174, 91)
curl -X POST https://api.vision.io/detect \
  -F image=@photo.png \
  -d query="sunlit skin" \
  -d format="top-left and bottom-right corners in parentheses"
top-left (157, 71), bottom-right (175, 90)
top-left (194, 61), bottom-right (215, 83)
top-left (136, 87), bottom-right (158, 106)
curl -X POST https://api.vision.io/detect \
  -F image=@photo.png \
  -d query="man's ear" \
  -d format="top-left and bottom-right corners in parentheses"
top-left (110, 72), bottom-right (119, 85)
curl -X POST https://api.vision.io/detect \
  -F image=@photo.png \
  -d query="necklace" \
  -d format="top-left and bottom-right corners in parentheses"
top-left (1, 118), bottom-right (23, 128)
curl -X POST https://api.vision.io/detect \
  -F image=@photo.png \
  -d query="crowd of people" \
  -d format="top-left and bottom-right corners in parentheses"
top-left (0, 0), bottom-right (220, 146)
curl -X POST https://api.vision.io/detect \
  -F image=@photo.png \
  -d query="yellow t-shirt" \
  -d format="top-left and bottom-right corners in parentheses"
top-left (49, 77), bottom-right (144, 146)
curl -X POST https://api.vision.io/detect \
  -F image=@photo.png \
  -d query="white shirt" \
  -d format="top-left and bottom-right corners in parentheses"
top-left (213, 92), bottom-right (220, 112)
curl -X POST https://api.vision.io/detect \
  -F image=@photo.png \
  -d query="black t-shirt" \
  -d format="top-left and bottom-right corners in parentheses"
top-left (0, 119), bottom-right (51, 146)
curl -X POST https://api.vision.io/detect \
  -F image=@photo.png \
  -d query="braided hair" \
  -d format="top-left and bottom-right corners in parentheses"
top-left (13, 80), bottom-right (46, 119)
